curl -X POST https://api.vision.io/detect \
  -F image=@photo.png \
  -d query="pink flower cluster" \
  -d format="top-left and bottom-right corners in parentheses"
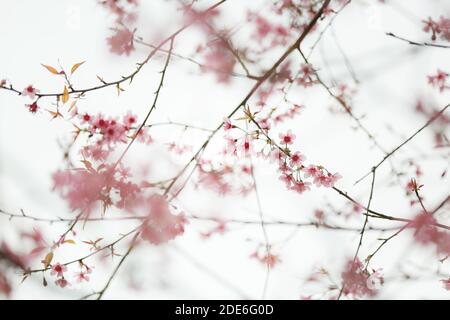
top-left (52, 163), bottom-right (140, 213)
top-left (140, 195), bottom-right (187, 245)
top-left (107, 28), bottom-right (135, 56)
top-left (100, 0), bottom-right (138, 24)
top-left (20, 85), bottom-right (40, 113)
top-left (341, 259), bottom-right (382, 298)
top-left (278, 158), bottom-right (341, 194)
top-left (250, 245), bottom-right (280, 268)
top-left (297, 64), bottom-right (315, 88)
top-left (200, 39), bottom-right (237, 83)
top-left (442, 278), bottom-right (450, 291)
top-left (248, 13), bottom-right (290, 46)
top-left (221, 116), bottom-right (341, 196)
top-left (75, 111), bottom-right (150, 161)
top-left (22, 85), bottom-right (39, 99)
top-left (423, 16), bottom-right (450, 42)
top-left (51, 261), bottom-right (92, 288)
top-left (409, 212), bottom-right (450, 256)
top-left (51, 263), bottom-right (70, 288)
top-left (428, 70), bottom-right (449, 92)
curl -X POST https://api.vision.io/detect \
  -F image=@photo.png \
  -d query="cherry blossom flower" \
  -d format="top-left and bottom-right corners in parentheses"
top-left (408, 212), bottom-right (450, 256)
top-left (269, 148), bottom-right (287, 164)
top-left (136, 127), bottom-right (153, 144)
top-left (107, 28), bottom-right (135, 56)
top-left (257, 117), bottom-right (271, 131)
top-left (423, 16), bottom-right (450, 41)
top-left (75, 272), bottom-right (90, 283)
top-left (183, 4), bottom-right (220, 26)
top-left (101, 0), bottom-right (139, 24)
top-left (297, 64), bottom-right (315, 87)
top-left (341, 259), bottom-right (377, 298)
top-left (80, 113), bottom-right (92, 124)
top-left (123, 111), bottom-right (138, 128)
top-left (326, 172), bottom-right (342, 187)
top-left (22, 85), bottom-right (39, 99)
top-left (55, 278), bottom-right (70, 288)
top-left (140, 194), bottom-right (187, 245)
top-left (81, 144), bottom-right (110, 162)
top-left (313, 173), bottom-right (328, 187)
top-left (289, 151), bottom-right (305, 166)
top-left (279, 130), bottom-right (296, 145)
top-left (366, 269), bottom-right (384, 291)
top-left (261, 253), bottom-right (280, 268)
top-left (201, 220), bottom-right (227, 239)
top-left (52, 165), bottom-right (118, 212)
top-left (201, 39), bottom-right (236, 83)
top-left (304, 165), bottom-right (320, 178)
top-left (279, 173), bottom-right (294, 188)
top-left (441, 278), bottom-right (450, 291)
top-left (26, 102), bottom-right (39, 114)
top-left (198, 167), bottom-right (231, 196)
top-left (51, 263), bottom-right (67, 278)
top-left (290, 180), bottom-right (311, 194)
top-left (428, 70), bottom-right (449, 92)
top-left (223, 117), bottom-right (234, 130)
top-left (238, 136), bottom-right (253, 157)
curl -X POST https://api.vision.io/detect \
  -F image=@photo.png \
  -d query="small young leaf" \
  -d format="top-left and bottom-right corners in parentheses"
top-left (42, 252), bottom-right (53, 268)
top-left (62, 86), bottom-right (69, 104)
top-left (41, 64), bottom-right (60, 75)
top-left (71, 61), bottom-right (85, 75)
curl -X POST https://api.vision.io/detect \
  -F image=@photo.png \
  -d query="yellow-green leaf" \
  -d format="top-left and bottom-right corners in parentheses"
top-left (70, 61), bottom-right (85, 75)
top-left (64, 239), bottom-right (76, 244)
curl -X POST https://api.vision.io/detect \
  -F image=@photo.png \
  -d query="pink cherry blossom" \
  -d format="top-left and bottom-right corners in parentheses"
top-left (441, 278), bottom-right (450, 291)
top-left (75, 272), bottom-right (90, 283)
top-left (26, 102), bottom-right (39, 114)
top-left (428, 70), bottom-right (449, 91)
top-left (140, 194), bottom-right (187, 245)
top-left (238, 136), bottom-right (253, 157)
top-left (366, 269), bottom-right (384, 291)
top-left (51, 263), bottom-right (67, 278)
top-left (223, 117), bottom-right (233, 130)
top-left (123, 111), bottom-right (138, 128)
top-left (297, 64), bottom-right (315, 87)
top-left (107, 28), bottom-right (135, 56)
top-left (290, 180), bottom-right (311, 194)
top-left (341, 259), bottom-right (377, 298)
top-left (304, 165), bottom-right (320, 178)
top-left (21, 85), bottom-right (39, 99)
top-left (201, 39), bottom-right (236, 83)
top-left (270, 148), bottom-right (287, 164)
top-left (408, 212), bottom-right (450, 256)
top-left (279, 173), bottom-right (294, 188)
top-left (279, 130), bottom-right (296, 145)
top-left (289, 151), bottom-right (305, 166)
top-left (423, 16), bottom-right (450, 41)
top-left (55, 278), bottom-right (70, 288)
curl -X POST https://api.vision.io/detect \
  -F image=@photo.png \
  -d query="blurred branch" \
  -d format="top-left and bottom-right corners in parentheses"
top-left (386, 32), bottom-right (450, 49)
